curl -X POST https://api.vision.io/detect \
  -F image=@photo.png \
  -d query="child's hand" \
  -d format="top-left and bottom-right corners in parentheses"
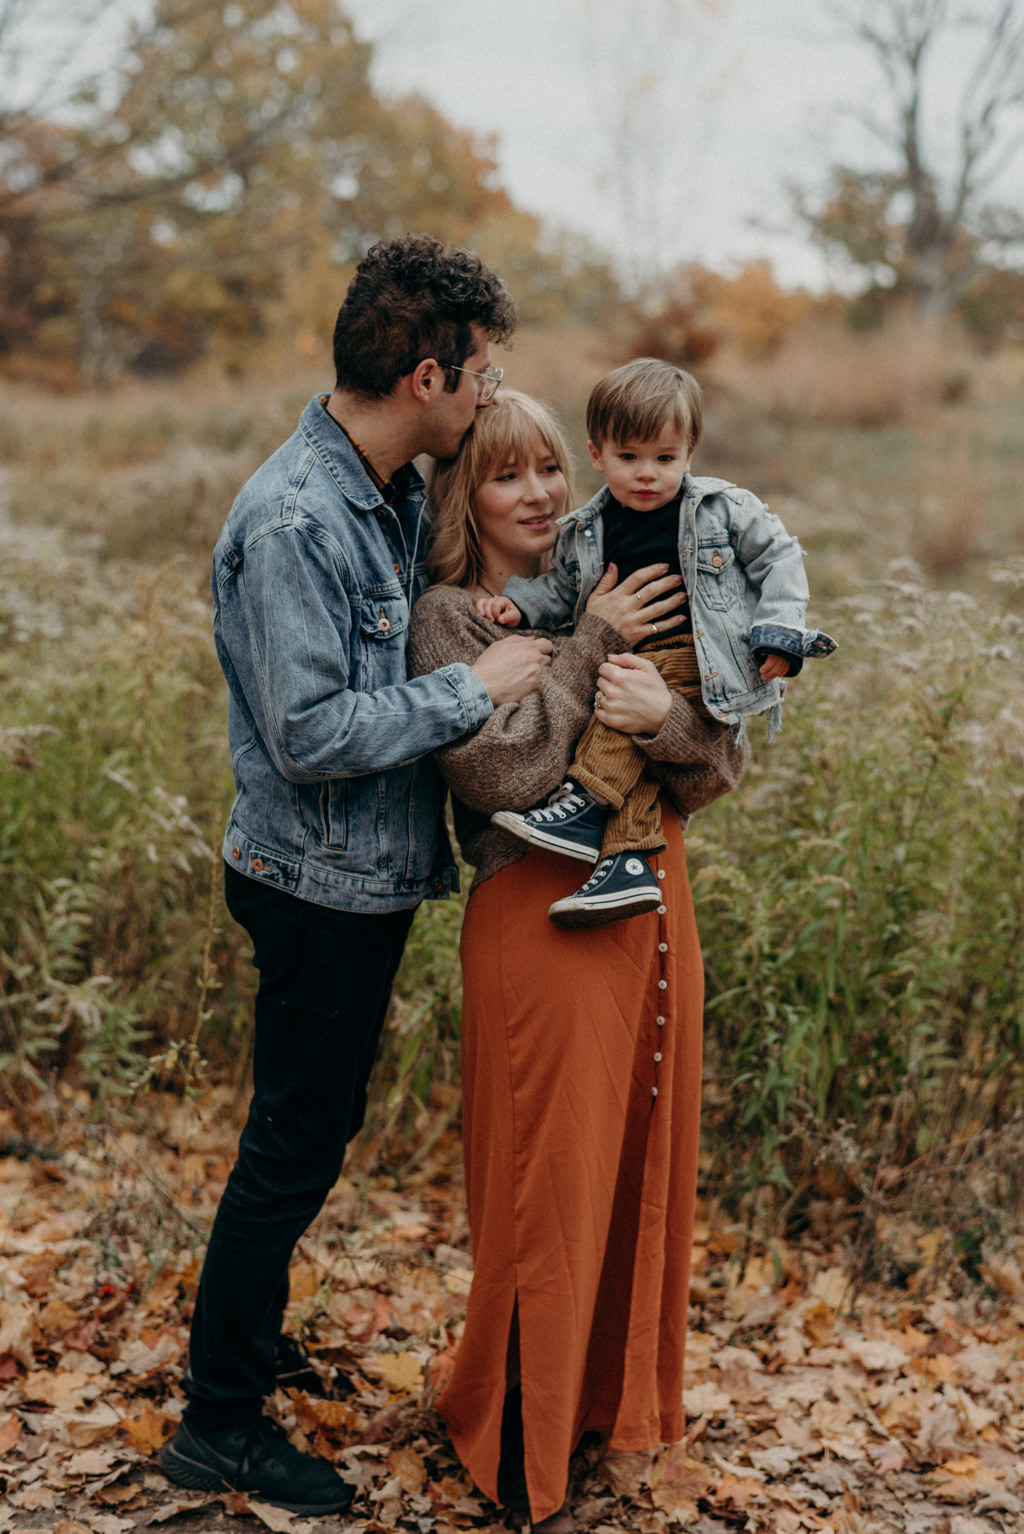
top-left (475, 594), bottom-right (523, 626)
top-left (759, 653), bottom-right (792, 681)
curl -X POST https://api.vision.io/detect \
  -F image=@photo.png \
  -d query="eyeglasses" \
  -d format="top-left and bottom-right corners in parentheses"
top-left (443, 362), bottom-right (504, 402)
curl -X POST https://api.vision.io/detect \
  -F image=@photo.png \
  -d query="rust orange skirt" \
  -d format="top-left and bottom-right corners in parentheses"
top-left (437, 807), bottom-right (703, 1523)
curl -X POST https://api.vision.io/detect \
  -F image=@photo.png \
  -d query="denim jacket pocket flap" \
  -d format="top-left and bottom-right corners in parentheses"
top-left (696, 541), bottom-right (736, 577)
top-left (359, 593), bottom-right (408, 642)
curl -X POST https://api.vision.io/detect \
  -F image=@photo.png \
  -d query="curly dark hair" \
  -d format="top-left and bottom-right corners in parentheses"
top-left (333, 234), bottom-right (517, 398)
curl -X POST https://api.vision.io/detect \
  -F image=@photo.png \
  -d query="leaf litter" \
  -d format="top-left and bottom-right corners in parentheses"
top-left (1, 1090), bottom-right (1022, 1534)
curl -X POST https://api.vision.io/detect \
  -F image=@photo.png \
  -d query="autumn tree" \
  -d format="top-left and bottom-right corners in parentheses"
top-left (798, 0), bottom-right (1024, 320)
top-left (1, 0), bottom-right (621, 381)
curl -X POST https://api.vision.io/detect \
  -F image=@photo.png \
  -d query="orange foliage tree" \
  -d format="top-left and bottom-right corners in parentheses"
top-left (0, 0), bottom-right (621, 384)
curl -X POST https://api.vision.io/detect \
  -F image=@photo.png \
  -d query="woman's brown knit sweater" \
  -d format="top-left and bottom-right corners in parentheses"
top-left (408, 586), bottom-right (747, 888)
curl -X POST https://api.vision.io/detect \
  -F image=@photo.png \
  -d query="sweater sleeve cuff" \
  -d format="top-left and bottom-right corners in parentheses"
top-left (571, 610), bottom-right (628, 655)
top-left (635, 692), bottom-right (722, 761)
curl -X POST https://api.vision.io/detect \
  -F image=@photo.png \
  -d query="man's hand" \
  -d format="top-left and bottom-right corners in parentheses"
top-left (471, 634), bottom-right (554, 705)
top-left (475, 593), bottom-right (523, 626)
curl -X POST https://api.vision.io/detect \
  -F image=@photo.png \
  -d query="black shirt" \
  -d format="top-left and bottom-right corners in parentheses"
top-left (602, 494), bottom-right (692, 639)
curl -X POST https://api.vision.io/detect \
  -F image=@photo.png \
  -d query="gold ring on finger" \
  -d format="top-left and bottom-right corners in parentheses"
top-left (635, 592), bottom-right (644, 604)
top-left (650, 621), bottom-right (659, 634)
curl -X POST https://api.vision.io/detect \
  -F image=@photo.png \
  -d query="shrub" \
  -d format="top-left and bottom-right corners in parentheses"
top-left (690, 558), bottom-right (1024, 1245)
top-left (2, 364), bottom-right (1023, 1266)
top-left (0, 530), bottom-right (240, 1109)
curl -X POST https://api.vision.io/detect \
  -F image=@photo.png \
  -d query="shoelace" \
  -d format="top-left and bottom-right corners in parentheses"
top-left (577, 857), bottom-right (615, 891)
top-left (531, 783), bottom-right (588, 823)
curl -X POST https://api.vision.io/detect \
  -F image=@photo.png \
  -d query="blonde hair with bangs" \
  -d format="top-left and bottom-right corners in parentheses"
top-left (586, 358), bottom-right (703, 454)
top-left (427, 391), bottom-right (575, 589)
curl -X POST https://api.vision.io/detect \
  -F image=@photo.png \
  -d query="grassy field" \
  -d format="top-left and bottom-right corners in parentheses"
top-left (2, 320), bottom-right (1022, 1273)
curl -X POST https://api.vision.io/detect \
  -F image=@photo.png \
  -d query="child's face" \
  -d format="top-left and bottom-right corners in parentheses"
top-left (588, 430), bottom-right (692, 513)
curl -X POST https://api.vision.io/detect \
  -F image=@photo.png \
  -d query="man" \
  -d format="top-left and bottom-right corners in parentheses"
top-left (158, 236), bottom-right (552, 1515)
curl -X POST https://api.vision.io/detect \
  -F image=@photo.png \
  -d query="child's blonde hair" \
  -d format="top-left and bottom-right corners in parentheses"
top-left (427, 391), bottom-right (575, 589)
top-left (586, 358), bottom-right (703, 454)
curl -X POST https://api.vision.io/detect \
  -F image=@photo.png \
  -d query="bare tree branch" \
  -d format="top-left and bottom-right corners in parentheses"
top-left (807, 0), bottom-right (1024, 314)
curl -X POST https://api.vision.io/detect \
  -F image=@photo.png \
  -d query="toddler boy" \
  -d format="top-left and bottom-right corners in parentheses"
top-left (478, 358), bottom-right (835, 928)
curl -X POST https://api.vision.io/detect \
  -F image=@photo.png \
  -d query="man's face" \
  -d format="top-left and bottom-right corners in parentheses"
top-left (423, 325), bottom-right (493, 458)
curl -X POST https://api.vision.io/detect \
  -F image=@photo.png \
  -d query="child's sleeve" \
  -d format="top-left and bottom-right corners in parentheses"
top-left (724, 490), bottom-right (837, 664)
top-left (501, 534), bottom-right (581, 631)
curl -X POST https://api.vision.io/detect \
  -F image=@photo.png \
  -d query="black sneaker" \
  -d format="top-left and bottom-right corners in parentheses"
top-left (548, 852), bottom-right (661, 929)
top-left (158, 1416), bottom-right (356, 1516)
top-left (492, 781), bottom-right (608, 863)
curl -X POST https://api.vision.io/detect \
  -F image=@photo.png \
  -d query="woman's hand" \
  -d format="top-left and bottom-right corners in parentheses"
top-left (594, 652), bottom-right (673, 735)
top-left (584, 562), bottom-right (687, 646)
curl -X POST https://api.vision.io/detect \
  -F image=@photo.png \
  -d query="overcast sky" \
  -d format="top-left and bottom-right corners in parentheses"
top-left (341, 0), bottom-right (1024, 291)
top-left (340, 0), bottom-right (865, 288)
top-left (29, 0), bottom-right (1024, 291)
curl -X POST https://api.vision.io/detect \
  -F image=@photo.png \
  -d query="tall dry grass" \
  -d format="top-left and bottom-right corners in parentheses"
top-left (714, 310), bottom-right (981, 428)
top-left (2, 326), bottom-right (1023, 1268)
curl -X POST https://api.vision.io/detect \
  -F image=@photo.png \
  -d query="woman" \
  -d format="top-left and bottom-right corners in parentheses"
top-left (408, 392), bottom-right (746, 1533)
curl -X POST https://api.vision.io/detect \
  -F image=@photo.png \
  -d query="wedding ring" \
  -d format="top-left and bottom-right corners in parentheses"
top-left (595, 690), bottom-right (605, 707)
top-left (635, 592), bottom-right (644, 604)
top-left (650, 621), bottom-right (659, 634)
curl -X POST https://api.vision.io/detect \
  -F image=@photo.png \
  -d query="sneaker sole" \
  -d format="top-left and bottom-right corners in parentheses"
top-left (549, 892), bottom-right (662, 929)
top-left (491, 811), bottom-right (600, 863)
top-left (158, 1443), bottom-right (355, 1517)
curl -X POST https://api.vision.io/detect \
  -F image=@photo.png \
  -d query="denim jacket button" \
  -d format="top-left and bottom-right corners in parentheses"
top-left (231, 847), bottom-right (241, 860)
top-left (252, 858), bottom-right (264, 871)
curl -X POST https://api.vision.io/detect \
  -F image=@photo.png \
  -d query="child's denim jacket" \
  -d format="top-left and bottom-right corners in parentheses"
top-left (503, 475), bottom-right (836, 738)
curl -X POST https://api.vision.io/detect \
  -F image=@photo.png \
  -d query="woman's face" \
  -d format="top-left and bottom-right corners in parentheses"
top-left (472, 437), bottom-right (567, 579)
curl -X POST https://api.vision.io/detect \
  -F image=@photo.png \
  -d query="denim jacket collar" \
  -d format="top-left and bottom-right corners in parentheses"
top-left (299, 394), bottom-right (426, 519)
top-left (556, 473), bottom-right (735, 529)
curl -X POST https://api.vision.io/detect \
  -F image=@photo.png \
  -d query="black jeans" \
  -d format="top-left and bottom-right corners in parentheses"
top-left (183, 865), bottom-right (416, 1431)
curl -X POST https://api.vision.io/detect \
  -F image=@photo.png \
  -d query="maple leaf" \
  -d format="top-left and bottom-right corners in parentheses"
top-left (21, 1369), bottom-right (94, 1409)
top-left (119, 1405), bottom-right (174, 1456)
top-left (64, 1401), bottom-right (122, 1448)
top-left (362, 1350), bottom-right (423, 1393)
top-left (649, 1444), bottom-right (711, 1517)
top-left (684, 1380), bottom-right (732, 1418)
top-left (388, 1443), bottom-right (428, 1494)
top-left (246, 1499), bottom-right (305, 1532)
top-left (0, 1301), bottom-right (37, 1367)
top-left (0, 1410), bottom-right (20, 1454)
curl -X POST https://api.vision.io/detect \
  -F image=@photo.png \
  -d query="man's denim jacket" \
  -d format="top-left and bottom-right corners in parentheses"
top-left (504, 475), bottom-right (836, 738)
top-left (212, 395), bottom-right (492, 912)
